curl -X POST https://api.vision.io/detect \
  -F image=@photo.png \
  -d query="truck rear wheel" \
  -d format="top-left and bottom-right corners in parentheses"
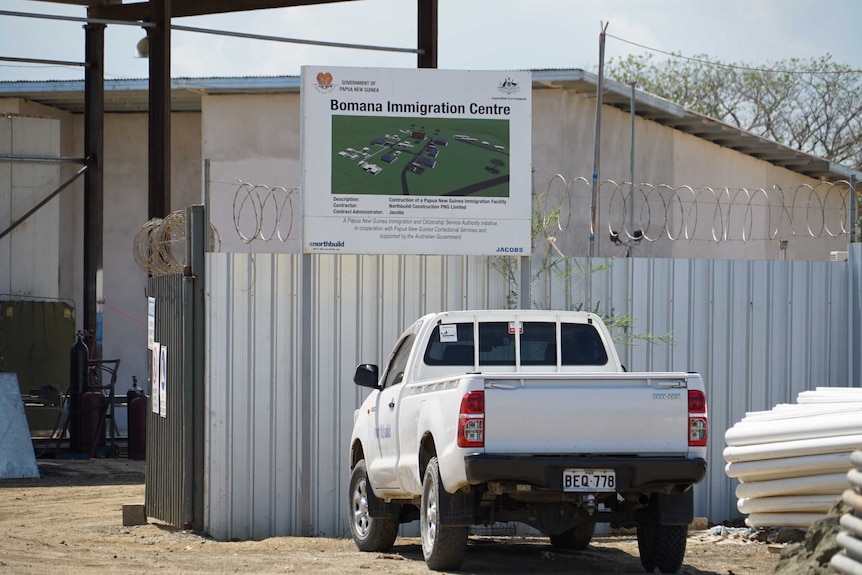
top-left (349, 460), bottom-right (398, 552)
top-left (549, 521), bottom-right (595, 550)
top-left (636, 515), bottom-right (687, 573)
top-left (421, 456), bottom-right (468, 571)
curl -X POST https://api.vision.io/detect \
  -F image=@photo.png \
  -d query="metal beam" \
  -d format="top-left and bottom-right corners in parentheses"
top-left (3, 8), bottom-right (415, 55)
top-left (0, 55), bottom-right (87, 68)
top-left (90, 0), bottom-right (357, 21)
top-left (0, 164), bottom-right (88, 242)
top-left (29, 0), bottom-right (92, 5)
top-left (84, 23), bottom-right (105, 353)
top-left (417, 0), bottom-right (437, 68)
top-left (0, 154), bottom-right (86, 164)
top-left (0, 9), bottom-right (155, 27)
top-left (171, 24), bottom-right (418, 54)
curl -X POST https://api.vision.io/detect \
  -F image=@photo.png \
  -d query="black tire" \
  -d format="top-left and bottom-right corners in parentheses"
top-left (348, 460), bottom-right (398, 552)
top-left (636, 515), bottom-right (688, 574)
top-left (421, 457), bottom-right (468, 571)
top-left (549, 521), bottom-right (595, 550)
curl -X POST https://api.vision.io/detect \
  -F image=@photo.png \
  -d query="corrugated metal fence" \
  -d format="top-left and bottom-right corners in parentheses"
top-left (146, 205), bottom-right (207, 531)
top-left (202, 251), bottom-right (850, 540)
top-left (146, 272), bottom-right (187, 527)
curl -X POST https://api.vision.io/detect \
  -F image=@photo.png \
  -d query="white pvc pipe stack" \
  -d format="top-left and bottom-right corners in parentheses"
top-left (832, 451), bottom-right (862, 574)
top-left (724, 387), bottom-right (862, 528)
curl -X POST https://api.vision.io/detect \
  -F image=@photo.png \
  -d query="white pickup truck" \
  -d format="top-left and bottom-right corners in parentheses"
top-left (348, 309), bottom-right (708, 573)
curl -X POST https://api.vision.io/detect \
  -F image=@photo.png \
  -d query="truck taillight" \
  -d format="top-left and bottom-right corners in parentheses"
top-left (688, 390), bottom-right (706, 413)
top-left (688, 390), bottom-right (708, 447)
top-left (458, 390), bottom-right (484, 448)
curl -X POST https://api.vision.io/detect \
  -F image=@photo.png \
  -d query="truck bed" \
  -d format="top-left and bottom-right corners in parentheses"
top-left (482, 372), bottom-right (694, 456)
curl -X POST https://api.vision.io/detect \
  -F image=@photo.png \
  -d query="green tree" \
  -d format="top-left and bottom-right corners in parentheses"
top-left (607, 53), bottom-right (862, 169)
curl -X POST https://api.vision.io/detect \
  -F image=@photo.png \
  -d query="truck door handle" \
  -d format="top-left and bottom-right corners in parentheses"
top-left (388, 400), bottom-right (396, 410)
top-left (652, 379), bottom-right (685, 388)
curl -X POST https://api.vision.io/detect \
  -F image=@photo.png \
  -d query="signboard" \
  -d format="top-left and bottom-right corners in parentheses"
top-left (301, 66), bottom-right (532, 256)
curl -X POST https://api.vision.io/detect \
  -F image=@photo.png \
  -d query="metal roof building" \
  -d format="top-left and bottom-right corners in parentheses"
top-left (2, 69), bottom-right (858, 182)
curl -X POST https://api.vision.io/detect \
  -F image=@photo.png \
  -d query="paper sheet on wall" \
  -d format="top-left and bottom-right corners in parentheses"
top-left (147, 297), bottom-right (156, 350)
top-left (159, 344), bottom-right (167, 418)
top-left (151, 342), bottom-right (160, 414)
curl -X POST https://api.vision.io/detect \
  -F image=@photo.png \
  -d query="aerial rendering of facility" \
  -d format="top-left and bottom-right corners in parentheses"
top-left (331, 115), bottom-right (509, 197)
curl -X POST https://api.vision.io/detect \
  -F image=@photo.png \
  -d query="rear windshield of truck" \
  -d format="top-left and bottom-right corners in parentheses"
top-left (423, 322), bottom-right (608, 366)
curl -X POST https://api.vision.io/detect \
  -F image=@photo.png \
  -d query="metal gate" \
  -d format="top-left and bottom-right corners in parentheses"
top-left (144, 205), bottom-right (206, 530)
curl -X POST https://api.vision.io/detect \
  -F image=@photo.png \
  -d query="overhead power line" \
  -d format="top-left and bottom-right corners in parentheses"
top-left (606, 33), bottom-right (862, 75)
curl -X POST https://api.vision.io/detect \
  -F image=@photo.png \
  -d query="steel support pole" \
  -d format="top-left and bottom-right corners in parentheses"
top-left (300, 253), bottom-right (312, 534)
top-left (84, 22), bottom-right (105, 354)
top-left (852, 174), bottom-right (858, 244)
top-left (417, 0), bottom-right (437, 68)
top-left (148, 0), bottom-right (171, 219)
top-left (183, 204), bottom-right (206, 530)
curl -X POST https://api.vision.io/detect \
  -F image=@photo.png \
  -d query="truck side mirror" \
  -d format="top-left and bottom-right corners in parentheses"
top-left (354, 364), bottom-right (380, 389)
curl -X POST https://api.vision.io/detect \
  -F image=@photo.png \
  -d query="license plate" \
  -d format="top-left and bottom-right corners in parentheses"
top-left (563, 468), bottom-right (616, 492)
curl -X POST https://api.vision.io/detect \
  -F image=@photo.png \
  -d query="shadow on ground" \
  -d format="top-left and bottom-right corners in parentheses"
top-left (384, 537), bottom-right (727, 574)
top-left (0, 458), bottom-right (145, 488)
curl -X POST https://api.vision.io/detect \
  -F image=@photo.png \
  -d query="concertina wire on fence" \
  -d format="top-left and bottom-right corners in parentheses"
top-left (134, 177), bottom-right (858, 273)
top-left (133, 210), bottom-right (220, 276)
top-left (548, 176), bottom-right (856, 244)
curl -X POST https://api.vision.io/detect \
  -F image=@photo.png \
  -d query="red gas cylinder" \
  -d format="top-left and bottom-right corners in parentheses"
top-left (127, 377), bottom-right (147, 460)
top-left (79, 391), bottom-right (108, 454)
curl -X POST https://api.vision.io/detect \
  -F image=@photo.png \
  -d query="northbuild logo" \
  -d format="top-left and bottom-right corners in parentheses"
top-left (309, 240), bottom-right (345, 248)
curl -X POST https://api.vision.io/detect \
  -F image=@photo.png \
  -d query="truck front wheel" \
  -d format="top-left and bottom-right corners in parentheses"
top-left (421, 456), bottom-right (468, 571)
top-left (636, 515), bottom-right (687, 573)
top-left (349, 460), bottom-right (398, 552)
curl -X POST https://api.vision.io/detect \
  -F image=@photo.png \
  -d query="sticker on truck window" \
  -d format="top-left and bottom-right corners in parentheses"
top-left (439, 324), bottom-right (458, 342)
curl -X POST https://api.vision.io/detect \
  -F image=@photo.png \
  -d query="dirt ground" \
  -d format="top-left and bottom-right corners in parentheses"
top-left (0, 458), bottom-right (782, 575)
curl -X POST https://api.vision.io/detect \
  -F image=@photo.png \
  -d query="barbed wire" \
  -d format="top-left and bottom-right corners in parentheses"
top-left (217, 177), bottom-right (857, 248)
top-left (540, 176), bottom-right (855, 244)
top-left (232, 181), bottom-right (300, 244)
top-left (133, 210), bottom-right (220, 276)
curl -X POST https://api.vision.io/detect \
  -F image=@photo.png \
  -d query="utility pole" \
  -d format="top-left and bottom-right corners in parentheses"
top-left (590, 21), bottom-right (608, 259)
top-left (628, 79), bottom-right (636, 257)
top-left (587, 21), bottom-right (609, 307)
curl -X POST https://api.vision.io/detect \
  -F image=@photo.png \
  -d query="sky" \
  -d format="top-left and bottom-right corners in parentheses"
top-left (0, 0), bottom-right (861, 83)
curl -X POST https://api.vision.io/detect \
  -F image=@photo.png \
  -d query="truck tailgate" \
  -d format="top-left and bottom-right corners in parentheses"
top-left (483, 373), bottom-right (691, 455)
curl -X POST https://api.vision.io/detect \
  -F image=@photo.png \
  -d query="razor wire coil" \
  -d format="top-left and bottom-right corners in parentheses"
top-left (232, 181), bottom-right (299, 244)
top-left (218, 177), bottom-right (857, 246)
top-left (541, 177), bottom-right (855, 243)
top-left (133, 210), bottom-right (220, 276)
